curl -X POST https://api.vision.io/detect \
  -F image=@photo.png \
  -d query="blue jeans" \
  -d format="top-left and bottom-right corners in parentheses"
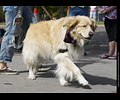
top-left (99, 14), bottom-right (103, 22)
top-left (0, 6), bottom-right (37, 63)
top-left (90, 11), bottom-right (96, 19)
top-left (69, 7), bottom-right (88, 16)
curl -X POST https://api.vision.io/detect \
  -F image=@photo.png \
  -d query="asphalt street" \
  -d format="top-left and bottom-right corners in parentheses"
top-left (0, 25), bottom-right (117, 93)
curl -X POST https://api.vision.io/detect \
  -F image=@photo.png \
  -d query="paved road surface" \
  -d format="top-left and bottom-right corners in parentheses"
top-left (0, 25), bottom-right (117, 93)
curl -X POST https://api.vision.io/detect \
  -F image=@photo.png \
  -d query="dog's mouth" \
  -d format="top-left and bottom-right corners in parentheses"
top-left (64, 28), bottom-right (93, 46)
top-left (85, 37), bottom-right (91, 40)
top-left (80, 33), bottom-right (94, 40)
top-left (79, 33), bottom-right (90, 40)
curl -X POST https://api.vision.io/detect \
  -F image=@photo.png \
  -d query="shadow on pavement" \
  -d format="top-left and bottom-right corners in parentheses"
top-left (34, 64), bottom-right (116, 88)
top-left (84, 73), bottom-right (116, 86)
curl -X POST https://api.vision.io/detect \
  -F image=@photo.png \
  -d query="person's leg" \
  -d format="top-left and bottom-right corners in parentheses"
top-left (93, 12), bottom-right (96, 20)
top-left (90, 12), bottom-right (92, 18)
top-left (77, 7), bottom-right (83, 16)
top-left (104, 17), bottom-right (114, 57)
top-left (100, 17), bottom-right (113, 59)
top-left (99, 14), bottom-right (103, 22)
top-left (108, 19), bottom-right (117, 59)
top-left (112, 19), bottom-right (117, 57)
top-left (0, 7), bottom-right (15, 68)
top-left (108, 42), bottom-right (117, 59)
top-left (0, 63), bottom-right (7, 70)
top-left (69, 7), bottom-right (77, 16)
top-left (82, 7), bottom-right (88, 16)
top-left (101, 18), bottom-right (117, 59)
top-left (15, 6), bottom-right (37, 49)
top-left (108, 41), bottom-right (115, 56)
top-left (0, 6), bottom-right (18, 74)
top-left (100, 42), bottom-right (114, 59)
top-left (113, 42), bottom-right (117, 56)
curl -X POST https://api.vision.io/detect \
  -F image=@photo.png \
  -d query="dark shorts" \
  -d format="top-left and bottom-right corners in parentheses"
top-left (104, 17), bottom-right (117, 42)
top-left (69, 7), bottom-right (88, 16)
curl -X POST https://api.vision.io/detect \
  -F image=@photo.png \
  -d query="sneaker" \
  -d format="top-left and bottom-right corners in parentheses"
top-left (0, 67), bottom-right (19, 75)
top-left (38, 65), bottom-right (51, 71)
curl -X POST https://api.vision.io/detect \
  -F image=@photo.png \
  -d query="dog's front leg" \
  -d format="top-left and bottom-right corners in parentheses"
top-left (54, 52), bottom-right (88, 86)
top-left (27, 65), bottom-right (37, 80)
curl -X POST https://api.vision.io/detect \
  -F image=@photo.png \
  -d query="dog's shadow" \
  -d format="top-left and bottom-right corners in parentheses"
top-left (19, 62), bottom-right (116, 89)
top-left (35, 64), bottom-right (116, 89)
top-left (83, 73), bottom-right (116, 86)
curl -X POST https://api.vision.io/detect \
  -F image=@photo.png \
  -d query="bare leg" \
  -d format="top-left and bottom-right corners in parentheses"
top-left (108, 42), bottom-right (117, 59)
top-left (108, 41), bottom-right (115, 56)
top-left (113, 42), bottom-right (117, 56)
top-left (0, 62), bottom-right (7, 70)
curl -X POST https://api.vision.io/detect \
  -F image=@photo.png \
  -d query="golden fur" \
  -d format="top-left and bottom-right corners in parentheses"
top-left (22, 15), bottom-right (96, 86)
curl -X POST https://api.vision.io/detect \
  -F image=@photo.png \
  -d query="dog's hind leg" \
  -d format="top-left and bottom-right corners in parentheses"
top-left (54, 52), bottom-right (88, 86)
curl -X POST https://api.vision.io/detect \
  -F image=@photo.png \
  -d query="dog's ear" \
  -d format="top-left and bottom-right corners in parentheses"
top-left (65, 19), bottom-right (78, 28)
top-left (90, 18), bottom-right (97, 32)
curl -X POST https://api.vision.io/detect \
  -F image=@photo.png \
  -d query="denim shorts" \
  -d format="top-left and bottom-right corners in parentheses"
top-left (69, 6), bottom-right (88, 16)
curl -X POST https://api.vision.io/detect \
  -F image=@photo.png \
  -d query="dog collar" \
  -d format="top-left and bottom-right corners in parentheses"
top-left (59, 49), bottom-right (68, 53)
top-left (63, 25), bottom-right (66, 27)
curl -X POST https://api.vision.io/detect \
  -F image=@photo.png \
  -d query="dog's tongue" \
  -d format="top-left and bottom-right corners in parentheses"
top-left (64, 28), bottom-right (77, 45)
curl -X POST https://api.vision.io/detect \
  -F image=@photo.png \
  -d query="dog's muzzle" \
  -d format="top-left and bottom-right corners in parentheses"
top-left (89, 32), bottom-right (94, 38)
top-left (84, 32), bottom-right (94, 40)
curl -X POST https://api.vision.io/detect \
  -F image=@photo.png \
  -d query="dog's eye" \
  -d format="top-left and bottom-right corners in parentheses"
top-left (90, 25), bottom-right (93, 28)
top-left (82, 25), bottom-right (86, 27)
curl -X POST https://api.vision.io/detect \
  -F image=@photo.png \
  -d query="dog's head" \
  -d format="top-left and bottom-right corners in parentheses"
top-left (63, 16), bottom-right (97, 46)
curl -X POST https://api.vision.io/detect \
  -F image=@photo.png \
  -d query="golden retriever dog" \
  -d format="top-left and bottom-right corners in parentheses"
top-left (22, 15), bottom-right (96, 86)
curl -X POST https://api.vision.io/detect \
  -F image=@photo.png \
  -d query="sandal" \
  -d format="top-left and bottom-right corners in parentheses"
top-left (100, 55), bottom-right (110, 59)
top-left (108, 56), bottom-right (117, 60)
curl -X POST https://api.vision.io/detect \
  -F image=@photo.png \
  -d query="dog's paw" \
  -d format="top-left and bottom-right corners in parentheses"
top-left (28, 75), bottom-right (36, 80)
top-left (60, 78), bottom-right (69, 86)
top-left (78, 79), bottom-right (89, 86)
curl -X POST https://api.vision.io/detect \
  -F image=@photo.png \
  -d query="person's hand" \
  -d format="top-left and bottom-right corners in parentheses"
top-left (102, 8), bottom-right (106, 14)
top-left (102, 6), bottom-right (117, 14)
top-left (102, 8), bottom-right (110, 14)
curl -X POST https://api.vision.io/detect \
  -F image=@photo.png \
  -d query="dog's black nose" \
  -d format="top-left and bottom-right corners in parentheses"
top-left (89, 32), bottom-right (94, 37)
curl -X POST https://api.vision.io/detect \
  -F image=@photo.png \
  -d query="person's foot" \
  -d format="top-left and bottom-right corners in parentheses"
top-left (100, 54), bottom-right (111, 59)
top-left (0, 67), bottom-right (19, 75)
top-left (0, 62), bottom-right (19, 75)
top-left (108, 55), bottom-right (117, 60)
